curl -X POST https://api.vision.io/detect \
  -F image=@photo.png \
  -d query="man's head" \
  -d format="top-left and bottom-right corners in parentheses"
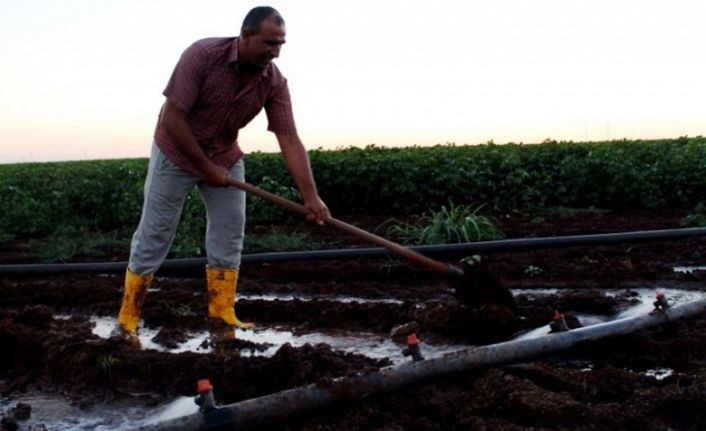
top-left (239, 6), bottom-right (286, 68)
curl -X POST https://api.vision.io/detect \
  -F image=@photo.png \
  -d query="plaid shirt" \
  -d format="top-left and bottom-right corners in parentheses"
top-left (154, 37), bottom-right (297, 174)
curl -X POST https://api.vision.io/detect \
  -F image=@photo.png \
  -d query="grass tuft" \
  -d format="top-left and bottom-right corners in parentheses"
top-left (387, 202), bottom-right (504, 245)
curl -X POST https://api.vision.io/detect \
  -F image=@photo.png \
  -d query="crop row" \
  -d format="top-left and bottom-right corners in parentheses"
top-left (1, 137), bottom-right (705, 239)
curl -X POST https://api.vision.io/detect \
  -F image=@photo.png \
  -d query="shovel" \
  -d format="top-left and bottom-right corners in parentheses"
top-left (226, 176), bottom-right (516, 312)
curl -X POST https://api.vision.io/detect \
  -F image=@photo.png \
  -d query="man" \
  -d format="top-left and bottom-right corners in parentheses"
top-left (115, 6), bottom-right (329, 337)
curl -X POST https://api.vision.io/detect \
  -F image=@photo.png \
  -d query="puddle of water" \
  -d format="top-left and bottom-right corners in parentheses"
top-left (511, 288), bottom-right (560, 296)
top-left (571, 363), bottom-right (674, 381)
top-left (92, 317), bottom-right (168, 352)
top-left (608, 288), bottom-right (704, 319)
top-left (513, 288), bottom-right (705, 341)
top-left (580, 364), bottom-right (594, 372)
top-left (673, 265), bottom-right (706, 273)
top-left (0, 393), bottom-right (201, 431)
top-left (89, 287), bottom-right (706, 356)
top-left (240, 293), bottom-right (403, 304)
top-left (644, 367), bottom-right (674, 380)
top-left (89, 316), bottom-right (460, 365)
top-left (0, 392), bottom-right (153, 431)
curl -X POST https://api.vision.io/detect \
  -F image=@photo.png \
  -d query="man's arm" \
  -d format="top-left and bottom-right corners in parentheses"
top-left (275, 133), bottom-right (330, 225)
top-left (161, 100), bottom-right (228, 186)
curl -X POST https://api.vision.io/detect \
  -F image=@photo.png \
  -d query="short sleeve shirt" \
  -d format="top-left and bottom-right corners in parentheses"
top-left (154, 37), bottom-right (297, 174)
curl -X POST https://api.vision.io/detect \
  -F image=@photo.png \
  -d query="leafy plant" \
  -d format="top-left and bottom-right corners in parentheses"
top-left (531, 216), bottom-right (546, 224)
top-left (246, 176), bottom-right (300, 224)
top-left (387, 202), bottom-right (504, 245)
top-left (98, 354), bottom-right (120, 379)
top-left (166, 302), bottom-right (193, 317)
top-left (524, 265), bottom-right (544, 277)
top-left (681, 202), bottom-right (706, 227)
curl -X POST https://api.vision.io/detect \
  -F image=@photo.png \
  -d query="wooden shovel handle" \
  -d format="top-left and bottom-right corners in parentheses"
top-left (226, 177), bottom-right (451, 275)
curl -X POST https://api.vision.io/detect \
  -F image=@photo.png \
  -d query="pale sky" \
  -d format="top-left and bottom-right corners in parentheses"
top-left (1, 0), bottom-right (704, 163)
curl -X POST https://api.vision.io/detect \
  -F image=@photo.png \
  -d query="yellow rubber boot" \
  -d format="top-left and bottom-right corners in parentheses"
top-left (206, 266), bottom-right (254, 329)
top-left (117, 269), bottom-right (153, 334)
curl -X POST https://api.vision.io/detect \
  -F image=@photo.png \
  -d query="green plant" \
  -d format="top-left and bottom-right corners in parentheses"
top-left (98, 354), bottom-right (119, 378)
top-left (2, 136), bottom-right (706, 241)
top-left (246, 176), bottom-right (300, 224)
top-left (461, 255), bottom-right (483, 266)
top-left (681, 202), bottom-right (706, 227)
top-left (166, 302), bottom-right (193, 317)
top-left (387, 202), bottom-right (504, 245)
top-left (524, 265), bottom-right (544, 277)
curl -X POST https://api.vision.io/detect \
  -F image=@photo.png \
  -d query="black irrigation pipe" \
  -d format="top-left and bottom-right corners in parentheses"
top-left (2, 227), bottom-right (706, 276)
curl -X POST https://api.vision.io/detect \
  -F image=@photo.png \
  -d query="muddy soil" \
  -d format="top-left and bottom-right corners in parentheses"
top-left (2, 209), bottom-right (706, 430)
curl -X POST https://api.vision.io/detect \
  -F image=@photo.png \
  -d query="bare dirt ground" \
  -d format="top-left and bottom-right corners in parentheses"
top-left (2, 209), bottom-right (706, 430)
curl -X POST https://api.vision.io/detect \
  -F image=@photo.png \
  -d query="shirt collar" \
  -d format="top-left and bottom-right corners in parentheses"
top-left (229, 37), bottom-right (270, 78)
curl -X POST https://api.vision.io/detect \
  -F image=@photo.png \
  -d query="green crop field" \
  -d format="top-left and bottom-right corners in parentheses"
top-left (2, 136), bottom-right (705, 261)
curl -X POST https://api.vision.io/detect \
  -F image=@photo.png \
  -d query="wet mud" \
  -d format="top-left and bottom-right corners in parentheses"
top-left (2, 209), bottom-right (706, 430)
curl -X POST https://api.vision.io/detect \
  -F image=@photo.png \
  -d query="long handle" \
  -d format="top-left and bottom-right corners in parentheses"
top-left (226, 177), bottom-right (453, 276)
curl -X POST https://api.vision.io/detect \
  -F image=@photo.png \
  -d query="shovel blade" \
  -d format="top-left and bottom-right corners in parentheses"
top-left (454, 259), bottom-right (517, 314)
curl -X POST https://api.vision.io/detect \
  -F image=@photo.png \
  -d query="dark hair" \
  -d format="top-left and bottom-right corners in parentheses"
top-left (241, 6), bottom-right (284, 34)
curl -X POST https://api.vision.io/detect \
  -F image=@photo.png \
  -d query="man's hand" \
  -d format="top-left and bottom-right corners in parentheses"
top-left (304, 195), bottom-right (330, 226)
top-left (203, 163), bottom-right (230, 188)
top-left (162, 100), bottom-right (228, 186)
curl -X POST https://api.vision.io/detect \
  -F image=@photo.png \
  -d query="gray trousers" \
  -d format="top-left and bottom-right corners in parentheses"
top-left (128, 142), bottom-right (246, 275)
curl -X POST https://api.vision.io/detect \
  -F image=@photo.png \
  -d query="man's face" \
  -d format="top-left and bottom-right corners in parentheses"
top-left (241, 17), bottom-right (286, 68)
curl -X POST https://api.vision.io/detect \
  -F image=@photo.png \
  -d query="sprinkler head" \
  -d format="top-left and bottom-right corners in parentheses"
top-left (390, 321), bottom-right (421, 344)
top-left (197, 379), bottom-right (213, 394)
top-left (652, 290), bottom-right (671, 313)
top-left (549, 310), bottom-right (570, 333)
top-left (402, 333), bottom-right (424, 361)
top-left (195, 379), bottom-right (219, 414)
